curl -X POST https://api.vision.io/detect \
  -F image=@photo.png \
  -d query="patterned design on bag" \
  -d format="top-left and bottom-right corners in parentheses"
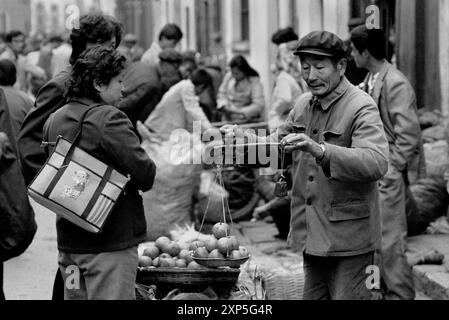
top-left (61, 170), bottom-right (90, 200)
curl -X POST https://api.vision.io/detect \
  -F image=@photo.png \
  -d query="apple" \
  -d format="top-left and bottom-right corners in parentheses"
top-left (179, 249), bottom-right (194, 264)
top-left (175, 259), bottom-right (187, 268)
top-left (193, 247), bottom-right (209, 259)
top-left (208, 249), bottom-right (225, 259)
top-left (217, 237), bottom-right (233, 256)
top-left (204, 237), bottom-right (218, 252)
top-left (152, 257), bottom-right (160, 267)
top-left (138, 255), bottom-right (153, 267)
top-left (159, 253), bottom-right (172, 260)
top-left (228, 236), bottom-right (240, 251)
top-left (189, 240), bottom-right (205, 251)
top-left (238, 246), bottom-right (249, 257)
top-left (179, 242), bottom-right (190, 251)
top-left (143, 244), bottom-right (160, 259)
top-left (164, 241), bottom-right (181, 257)
top-left (168, 258), bottom-right (176, 268)
top-left (155, 236), bottom-right (171, 250)
top-left (212, 222), bottom-right (230, 239)
top-left (229, 250), bottom-right (243, 260)
top-left (159, 257), bottom-right (173, 268)
top-left (187, 261), bottom-right (204, 270)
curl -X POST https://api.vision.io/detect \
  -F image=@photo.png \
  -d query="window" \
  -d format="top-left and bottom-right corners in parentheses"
top-left (186, 7), bottom-right (190, 49)
top-left (241, 0), bottom-right (249, 41)
top-left (51, 4), bottom-right (59, 30)
top-left (204, 1), bottom-right (210, 54)
top-left (0, 12), bottom-right (6, 32)
top-left (350, 0), bottom-right (375, 19)
top-left (290, 0), bottom-right (299, 32)
top-left (36, 2), bottom-right (45, 33)
top-left (214, 0), bottom-right (222, 33)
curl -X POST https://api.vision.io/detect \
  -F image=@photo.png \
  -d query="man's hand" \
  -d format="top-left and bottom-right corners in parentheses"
top-left (281, 133), bottom-right (324, 159)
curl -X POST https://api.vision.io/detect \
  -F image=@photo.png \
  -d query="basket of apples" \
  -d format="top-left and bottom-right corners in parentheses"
top-left (192, 222), bottom-right (250, 269)
top-left (137, 235), bottom-right (241, 287)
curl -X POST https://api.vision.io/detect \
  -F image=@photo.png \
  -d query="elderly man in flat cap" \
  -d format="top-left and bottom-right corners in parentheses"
top-left (222, 31), bottom-right (389, 300)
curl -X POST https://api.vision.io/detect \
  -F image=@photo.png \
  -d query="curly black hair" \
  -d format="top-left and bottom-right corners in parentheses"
top-left (69, 14), bottom-right (123, 65)
top-left (67, 46), bottom-right (127, 102)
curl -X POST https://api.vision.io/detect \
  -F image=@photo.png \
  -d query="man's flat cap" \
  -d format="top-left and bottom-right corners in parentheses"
top-left (158, 48), bottom-right (183, 63)
top-left (294, 31), bottom-right (347, 59)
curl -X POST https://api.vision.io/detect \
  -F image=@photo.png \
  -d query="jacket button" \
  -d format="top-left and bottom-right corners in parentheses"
top-left (312, 129), bottom-right (318, 135)
top-left (306, 199), bottom-right (312, 206)
top-left (308, 176), bottom-right (314, 182)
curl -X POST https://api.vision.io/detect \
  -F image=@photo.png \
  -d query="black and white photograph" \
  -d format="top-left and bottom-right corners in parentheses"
top-left (1, 0), bottom-right (449, 306)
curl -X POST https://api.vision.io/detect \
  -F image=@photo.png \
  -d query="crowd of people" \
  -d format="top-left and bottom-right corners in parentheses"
top-left (0, 12), bottom-right (423, 301)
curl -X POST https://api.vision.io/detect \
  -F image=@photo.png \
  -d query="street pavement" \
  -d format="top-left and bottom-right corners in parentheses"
top-left (3, 199), bottom-right (447, 300)
top-left (3, 199), bottom-right (58, 300)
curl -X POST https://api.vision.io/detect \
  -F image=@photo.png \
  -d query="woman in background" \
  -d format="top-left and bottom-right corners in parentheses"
top-left (217, 55), bottom-right (265, 123)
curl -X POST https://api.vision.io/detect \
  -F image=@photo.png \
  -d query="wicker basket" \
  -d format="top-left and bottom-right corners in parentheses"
top-left (137, 267), bottom-right (240, 286)
top-left (263, 268), bottom-right (305, 300)
top-left (136, 267), bottom-right (240, 299)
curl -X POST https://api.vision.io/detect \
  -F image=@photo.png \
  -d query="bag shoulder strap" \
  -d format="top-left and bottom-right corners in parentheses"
top-left (62, 102), bottom-right (103, 167)
top-left (71, 101), bottom-right (103, 145)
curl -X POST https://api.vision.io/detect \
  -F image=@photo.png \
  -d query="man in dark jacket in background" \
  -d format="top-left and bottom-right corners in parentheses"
top-left (345, 18), bottom-right (368, 86)
top-left (118, 60), bottom-right (161, 127)
top-left (0, 89), bottom-right (36, 300)
top-left (351, 26), bottom-right (423, 300)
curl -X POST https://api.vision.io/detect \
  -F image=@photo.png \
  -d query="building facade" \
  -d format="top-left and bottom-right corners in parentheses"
top-left (0, 0), bottom-right (32, 34)
top-left (117, 0), bottom-right (449, 116)
top-left (30, 0), bottom-right (116, 36)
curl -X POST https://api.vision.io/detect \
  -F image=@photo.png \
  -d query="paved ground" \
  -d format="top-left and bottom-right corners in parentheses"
top-left (3, 200), bottom-right (449, 300)
top-left (3, 200), bottom-right (58, 300)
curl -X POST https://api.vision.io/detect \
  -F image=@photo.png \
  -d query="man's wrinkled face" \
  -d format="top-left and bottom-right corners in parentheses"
top-left (350, 43), bottom-right (368, 69)
top-left (301, 54), bottom-right (346, 97)
top-left (10, 35), bottom-right (25, 54)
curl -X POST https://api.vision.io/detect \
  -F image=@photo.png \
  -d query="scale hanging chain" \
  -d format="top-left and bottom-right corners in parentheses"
top-left (217, 166), bottom-right (227, 228)
top-left (280, 143), bottom-right (286, 177)
top-left (221, 168), bottom-right (234, 232)
top-left (196, 167), bottom-right (220, 241)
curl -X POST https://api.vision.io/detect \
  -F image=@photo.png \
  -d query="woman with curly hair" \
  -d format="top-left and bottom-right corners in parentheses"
top-left (18, 13), bottom-right (123, 186)
top-left (17, 13), bottom-right (125, 300)
top-left (42, 46), bottom-right (156, 300)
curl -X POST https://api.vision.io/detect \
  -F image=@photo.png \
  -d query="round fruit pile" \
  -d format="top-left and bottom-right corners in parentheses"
top-left (193, 222), bottom-right (249, 261)
top-left (138, 223), bottom-right (250, 270)
top-left (138, 236), bottom-right (206, 270)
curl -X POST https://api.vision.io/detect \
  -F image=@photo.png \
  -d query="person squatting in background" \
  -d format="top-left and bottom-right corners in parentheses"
top-left (217, 55), bottom-right (265, 123)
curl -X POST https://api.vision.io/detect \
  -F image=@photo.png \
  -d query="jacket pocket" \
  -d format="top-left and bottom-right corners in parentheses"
top-left (323, 130), bottom-right (344, 146)
top-left (327, 202), bottom-right (373, 253)
top-left (329, 202), bottom-right (370, 221)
